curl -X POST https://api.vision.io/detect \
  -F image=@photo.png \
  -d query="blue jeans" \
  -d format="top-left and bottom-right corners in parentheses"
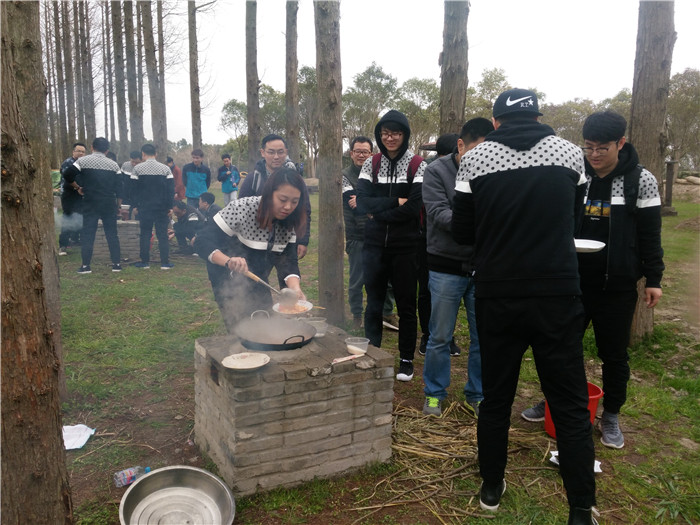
top-left (423, 271), bottom-right (482, 403)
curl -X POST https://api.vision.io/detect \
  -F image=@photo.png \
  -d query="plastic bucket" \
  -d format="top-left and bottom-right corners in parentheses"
top-left (544, 382), bottom-right (603, 439)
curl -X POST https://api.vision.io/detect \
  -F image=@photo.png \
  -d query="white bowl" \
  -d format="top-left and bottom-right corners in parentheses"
top-left (345, 337), bottom-right (369, 355)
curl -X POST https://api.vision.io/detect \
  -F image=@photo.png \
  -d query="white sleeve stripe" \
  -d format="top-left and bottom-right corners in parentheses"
top-left (213, 213), bottom-right (234, 236)
top-left (638, 196), bottom-right (661, 208)
top-left (455, 180), bottom-right (471, 193)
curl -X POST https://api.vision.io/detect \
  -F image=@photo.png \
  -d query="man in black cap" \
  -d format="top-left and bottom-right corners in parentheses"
top-left (452, 89), bottom-right (597, 524)
top-left (356, 110), bottom-right (426, 382)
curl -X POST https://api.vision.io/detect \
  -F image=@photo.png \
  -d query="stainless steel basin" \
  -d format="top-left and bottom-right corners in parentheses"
top-left (119, 466), bottom-right (235, 525)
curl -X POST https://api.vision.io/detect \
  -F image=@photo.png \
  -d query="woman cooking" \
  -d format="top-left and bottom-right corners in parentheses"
top-left (194, 168), bottom-right (308, 333)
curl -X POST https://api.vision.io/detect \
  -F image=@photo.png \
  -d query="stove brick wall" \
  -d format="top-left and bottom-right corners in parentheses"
top-left (194, 335), bottom-right (395, 496)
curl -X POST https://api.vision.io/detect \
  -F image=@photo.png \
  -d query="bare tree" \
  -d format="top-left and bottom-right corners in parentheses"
top-left (285, 0), bottom-right (300, 165)
top-left (44, 1), bottom-right (59, 165)
top-left (313, 0), bottom-right (344, 324)
top-left (79, 1), bottom-right (97, 140)
top-left (52, 2), bottom-right (68, 155)
top-left (111, 0), bottom-right (129, 160)
top-left (439, 0), bottom-right (469, 134)
top-left (140, 0), bottom-right (168, 157)
top-left (73, 1), bottom-right (85, 141)
top-left (246, 0), bottom-right (261, 172)
top-left (188, 0), bottom-right (202, 148)
top-left (157, 1), bottom-right (168, 140)
top-left (103, 1), bottom-right (116, 143)
top-left (62, 2), bottom-right (77, 143)
top-left (628, 0), bottom-right (676, 342)
top-left (124, 0), bottom-right (144, 148)
top-left (1, 2), bottom-right (73, 521)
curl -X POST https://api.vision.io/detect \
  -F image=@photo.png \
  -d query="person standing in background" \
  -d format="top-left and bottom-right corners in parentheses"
top-left (167, 156), bottom-right (186, 201)
top-left (58, 142), bottom-right (87, 255)
top-left (218, 153), bottom-right (240, 205)
top-left (182, 148), bottom-right (211, 209)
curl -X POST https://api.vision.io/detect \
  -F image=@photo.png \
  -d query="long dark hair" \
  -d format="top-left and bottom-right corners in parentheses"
top-left (257, 168), bottom-right (308, 237)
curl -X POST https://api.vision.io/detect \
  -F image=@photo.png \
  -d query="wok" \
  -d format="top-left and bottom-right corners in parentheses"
top-left (236, 313), bottom-right (316, 351)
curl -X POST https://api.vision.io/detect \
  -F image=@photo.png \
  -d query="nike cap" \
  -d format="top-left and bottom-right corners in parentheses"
top-left (492, 88), bottom-right (543, 119)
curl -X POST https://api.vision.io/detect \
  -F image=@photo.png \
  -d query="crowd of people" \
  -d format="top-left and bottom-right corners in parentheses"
top-left (57, 88), bottom-right (665, 525)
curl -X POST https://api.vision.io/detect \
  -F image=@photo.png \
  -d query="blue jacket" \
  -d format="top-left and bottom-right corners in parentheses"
top-left (217, 164), bottom-right (240, 194)
top-left (182, 162), bottom-right (211, 199)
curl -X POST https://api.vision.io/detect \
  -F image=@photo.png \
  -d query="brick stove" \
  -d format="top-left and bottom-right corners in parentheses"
top-left (193, 323), bottom-right (395, 496)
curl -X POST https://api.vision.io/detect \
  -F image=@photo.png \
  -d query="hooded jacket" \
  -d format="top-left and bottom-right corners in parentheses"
top-left (578, 141), bottom-right (664, 290)
top-left (341, 162), bottom-right (367, 243)
top-left (452, 118), bottom-right (587, 298)
top-left (356, 110), bottom-right (425, 252)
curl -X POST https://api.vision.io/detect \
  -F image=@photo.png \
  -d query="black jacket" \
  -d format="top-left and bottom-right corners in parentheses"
top-left (341, 163), bottom-right (367, 242)
top-left (578, 142), bottom-right (664, 290)
top-left (131, 159), bottom-right (175, 212)
top-left (356, 110), bottom-right (425, 252)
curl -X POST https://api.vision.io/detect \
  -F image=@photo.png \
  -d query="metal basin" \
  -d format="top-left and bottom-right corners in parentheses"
top-left (119, 466), bottom-right (235, 525)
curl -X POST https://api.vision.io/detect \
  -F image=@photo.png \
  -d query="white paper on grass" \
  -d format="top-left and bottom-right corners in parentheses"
top-left (549, 450), bottom-right (602, 473)
top-left (63, 424), bottom-right (96, 450)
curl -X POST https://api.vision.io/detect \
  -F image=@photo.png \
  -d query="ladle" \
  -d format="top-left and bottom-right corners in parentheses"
top-left (240, 270), bottom-right (298, 306)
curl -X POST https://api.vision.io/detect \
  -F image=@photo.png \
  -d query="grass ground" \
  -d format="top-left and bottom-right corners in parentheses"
top-left (61, 187), bottom-right (699, 524)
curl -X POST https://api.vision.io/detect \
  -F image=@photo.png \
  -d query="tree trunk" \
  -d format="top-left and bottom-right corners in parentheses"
top-left (141, 1), bottom-right (168, 158)
top-left (628, 0), bottom-right (676, 343)
top-left (246, 0), bottom-right (261, 173)
top-left (111, 0), bottom-right (129, 160)
top-left (62, 2), bottom-right (76, 143)
top-left (80, 1), bottom-right (97, 141)
top-left (439, 0), bottom-right (469, 135)
top-left (1, 3), bottom-right (73, 522)
top-left (188, 1), bottom-right (202, 149)
top-left (103, 1), bottom-right (116, 143)
top-left (52, 2), bottom-right (68, 155)
top-left (73, 1), bottom-right (85, 142)
top-left (124, 1), bottom-right (144, 149)
top-left (285, 1), bottom-right (300, 166)
top-left (137, 5), bottom-right (145, 141)
top-left (157, 0), bottom-right (168, 149)
top-left (313, 0), bottom-right (344, 325)
top-left (44, 2), bottom-right (58, 166)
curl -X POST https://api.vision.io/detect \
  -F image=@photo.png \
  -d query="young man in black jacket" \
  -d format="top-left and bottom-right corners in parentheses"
top-left (131, 143), bottom-right (175, 269)
top-left (452, 89), bottom-right (597, 524)
top-left (356, 110), bottom-right (426, 382)
top-left (522, 111), bottom-right (664, 450)
top-left (63, 137), bottom-right (124, 274)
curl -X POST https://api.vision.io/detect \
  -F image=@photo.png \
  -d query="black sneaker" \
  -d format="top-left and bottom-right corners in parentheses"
top-left (450, 339), bottom-right (461, 356)
top-left (133, 262), bottom-right (150, 269)
top-left (418, 334), bottom-right (428, 356)
top-left (160, 263), bottom-right (174, 270)
top-left (567, 507), bottom-right (599, 525)
top-left (480, 480), bottom-right (506, 511)
top-left (77, 265), bottom-right (91, 274)
top-left (112, 263), bottom-right (123, 272)
top-left (396, 359), bottom-right (414, 382)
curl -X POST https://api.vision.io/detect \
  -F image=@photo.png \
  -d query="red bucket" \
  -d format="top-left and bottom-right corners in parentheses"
top-left (544, 382), bottom-right (603, 439)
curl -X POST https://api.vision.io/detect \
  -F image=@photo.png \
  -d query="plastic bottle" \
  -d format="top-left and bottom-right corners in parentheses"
top-left (113, 466), bottom-right (151, 488)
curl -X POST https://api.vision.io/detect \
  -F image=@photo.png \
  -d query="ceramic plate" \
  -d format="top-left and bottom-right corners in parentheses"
top-left (272, 300), bottom-right (313, 315)
top-left (575, 239), bottom-right (606, 253)
top-left (221, 352), bottom-right (270, 370)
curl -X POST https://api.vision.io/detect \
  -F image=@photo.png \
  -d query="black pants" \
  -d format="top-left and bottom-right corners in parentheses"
top-left (58, 191), bottom-right (82, 247)
top-left (173, 221), bottom-right (197, 247)
top-left (581, 286), bottom-right (638, 414)
top-left (476, 296), bottom-right (595, 509)
top-left (416, 235), bottom-right (431, 334)
top-left (81, 200), bottom-right (121, 266)
top-left (362, 244), bottom-right (417, 360)
top-left (138, 209), bottom-right (170, 265)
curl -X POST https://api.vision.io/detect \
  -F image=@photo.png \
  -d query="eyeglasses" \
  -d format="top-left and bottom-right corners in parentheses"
top-left (380, 131), bottom-right (403, 139)
top-left (264, 149), bottom-right (287, 157)
top-left (352, 149), bottom-right (371, 156)
top-left (582, 141), bottom-right (618, 156)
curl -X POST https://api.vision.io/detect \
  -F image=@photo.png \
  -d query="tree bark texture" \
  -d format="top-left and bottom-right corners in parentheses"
top-left (73, 1), bottom-right (86, 142)
top-left (62, 2), bottom-right (77, 144)
top-left (44, 2), bottom-right (58, 166)
top-left (1, 2), bottom-right (73, 522)
top-left (103, 2), bottom-right (116, 143)
top-left (628, 0), bottom-right (676, 342)
top-left (79, 1), bottom-right (97, 141)
top-left (124, 1), bottom-right (144, 149)
top-left (285, 0), bottom-right (300, 165)
top-left (111, 0), bottom-right (129, 160)
top-left (439, 0), bottom-right (469, 135)
top-left (246, 0), bottom-right (261, 173)
top-left (156, 0), bottom-right (168, 146)
top-left (188, 1), bottom-right (202, 149)
top-left (141, 1), bottom-right (168, 158)
top-left (314, 0), bottom-right (345, 325)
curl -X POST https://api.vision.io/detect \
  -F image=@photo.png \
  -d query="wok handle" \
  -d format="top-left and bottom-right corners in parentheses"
top-left (283, 335), bottom-right (304, 344)
top-left (243, 270), bottom-right (281, 295)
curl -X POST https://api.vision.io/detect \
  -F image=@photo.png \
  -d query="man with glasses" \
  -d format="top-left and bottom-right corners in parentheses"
top-left (356, 110), bottom-right (426, 382)
top-left (239, 134), bottom-right (311, 264)
top-left (452, 89), bottom-right (597, 523)
top-left (58, 142), bottom-right (87, 255)
top-left (522, 110), bottom-right (664, 451)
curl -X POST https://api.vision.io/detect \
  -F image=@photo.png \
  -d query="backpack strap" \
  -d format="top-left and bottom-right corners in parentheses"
top-left (371, 153), bottom-right (382, 183)
top-left (623, 164), bottom-right (643, 214)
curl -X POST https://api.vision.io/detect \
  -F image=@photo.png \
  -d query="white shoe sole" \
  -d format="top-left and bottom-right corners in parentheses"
top-left (396, 373), bottom-right (413, 382)
top-left (479, 480), bottom-right (506, 511)
top-left (600, 436), bottom-right (624, 449)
